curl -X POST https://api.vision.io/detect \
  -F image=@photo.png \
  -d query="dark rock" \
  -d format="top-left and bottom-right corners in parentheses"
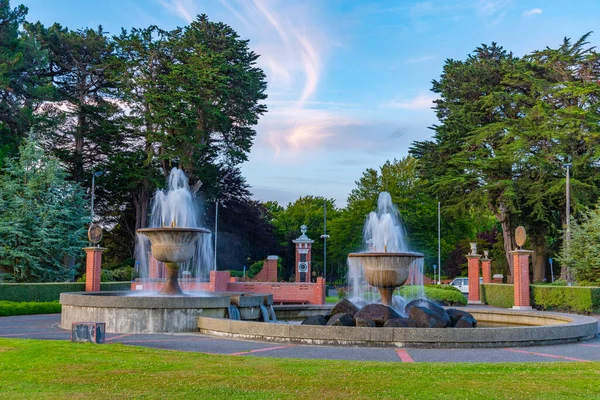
top-left (446, 309), bottom-right (474, 327)
top-left (355, 317), bottom-right (376, 328)
top-left (455, 315), bottom-right (477, 328)
top-left (408, 306), bottom-right (446, 328)
top-left (405, 299), bottom-right (450, 327)
top-left (354, 304), bottom-right (401, 327)
top-left (301, 315), bottom-right (327, 326)
top-left (328, 299), bottom-right (359, 318)
top-left (383, 318), bottom-right (418, 328)
top-left (326, 312), bottom-right (355, 327)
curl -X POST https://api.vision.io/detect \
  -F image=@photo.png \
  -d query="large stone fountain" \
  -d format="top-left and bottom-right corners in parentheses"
top-left (60, 168), bottom-right (272, 334)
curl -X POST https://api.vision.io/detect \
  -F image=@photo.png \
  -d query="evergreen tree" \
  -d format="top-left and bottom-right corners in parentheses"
top-left (557, 205), bottom-right (600, 284)
top-left (25, 22), bottom-right (122, 183)
top-left (0, 1), bottom-right (51, 166)
top-left (0, 134), bottom-right (88, 282)
top-left (411, 36), bottom-right (600, 282)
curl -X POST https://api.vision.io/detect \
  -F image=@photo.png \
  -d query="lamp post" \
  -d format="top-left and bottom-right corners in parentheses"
top-left (90, 171), bottom-right (104, 223)
top-left (213, 200), bottom-right (218, 270)
top-left (564, 163), bottom-right (572, 285)
top-left (437, 201), bottom-right (441, 284)
top-left (320, 200), bottom-right (330, 285)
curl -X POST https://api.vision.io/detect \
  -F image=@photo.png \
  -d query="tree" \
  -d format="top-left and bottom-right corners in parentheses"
top-left (269, 196), bottom-right (337, 281)
top-left (0, 1), bottom-right (51, 166)
top-left (411, 36), bottom-right (600, 282)
top-left (25, 22), bottom-right (122, 183)
top-left (113, 16), bottom-right (267, 232)
top-left (557, 205), bottom-right (600, 284)
top-left (332, 157), bottom-right (480, 280)
top-left (0, 134), bottom-right (88, 282)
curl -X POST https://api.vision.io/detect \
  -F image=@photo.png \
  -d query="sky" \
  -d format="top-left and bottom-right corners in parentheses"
top-left (19, 0), bottom-right (600, 207)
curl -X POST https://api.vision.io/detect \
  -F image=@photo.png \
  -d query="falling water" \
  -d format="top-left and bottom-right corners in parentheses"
top-left (347, 192), bottom-right (424, 314)
top-left (134, 168), bottom-right (214, 291)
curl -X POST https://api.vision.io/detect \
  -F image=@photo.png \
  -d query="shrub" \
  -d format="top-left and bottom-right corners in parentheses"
top-left (0, 282), bottom-right (132, 302)
top-left (481, 284), bottom-right (514, 308)
top-left (531, 285), bottom-right (600, 314)
top-left (0, 301), bottom-right (62, 316)
top-left (481, 283), bottom-right (600, 314)
top-left (398, 285), bottom-right (467, 306)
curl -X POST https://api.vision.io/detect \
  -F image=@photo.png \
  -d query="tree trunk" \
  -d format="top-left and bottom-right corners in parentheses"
top-left (133, 179), bottom-right (150, 230)
top-left (531, 235), bottom-right (546, 283)
top-left (494, 202), bottom-right (515, 283)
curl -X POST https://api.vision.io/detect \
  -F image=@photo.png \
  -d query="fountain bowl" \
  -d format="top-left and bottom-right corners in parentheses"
top-left (348, 252), bottom-right (424, 288)
top-left (348, 251), bottom-right (424, 306)
top-left (137, 227), bottom-right (209, 263)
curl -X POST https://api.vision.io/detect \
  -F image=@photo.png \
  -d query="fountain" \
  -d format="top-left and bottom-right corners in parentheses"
top-left (347, 192), bottom-right (424, 308)
top-left (137, 226), bottom-right (209, 295)
top-left (60, 168), bottom-right (272, 333)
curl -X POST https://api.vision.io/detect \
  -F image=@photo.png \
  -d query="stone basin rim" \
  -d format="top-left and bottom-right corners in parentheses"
top-left (348, 251), bottom-right (425, 258)
top-left (197, 309), bottom-right (598, 348)
top-left (137, 227), bottom-right (211, 234)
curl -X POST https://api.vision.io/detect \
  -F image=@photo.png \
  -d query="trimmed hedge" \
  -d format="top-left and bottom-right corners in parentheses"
top-left (531, 285), bottom-right (600, 314)
top-left (399, 285), bottom-right (467, 306)
top-left (481, 283), bottom-right (600, 314)
top-left (481, 284), bottom-right (514, 308)
top-left (0, 282), bottom-right (132, 302)
top-left (0, 301), bottom-right (62, 316)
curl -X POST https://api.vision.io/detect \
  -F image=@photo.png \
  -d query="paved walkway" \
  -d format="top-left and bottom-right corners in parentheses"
top-left (1, 313), bottom-right (599, 363)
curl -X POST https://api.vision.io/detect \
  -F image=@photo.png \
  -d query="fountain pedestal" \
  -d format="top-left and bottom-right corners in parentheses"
top-left (161, 262), bottom-right (184, 295)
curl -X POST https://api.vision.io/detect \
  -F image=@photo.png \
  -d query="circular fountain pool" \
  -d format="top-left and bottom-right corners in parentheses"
top-left (196, 308), bottom-right (598, 348)
top-left (60, 291), bottom-right (272, 333)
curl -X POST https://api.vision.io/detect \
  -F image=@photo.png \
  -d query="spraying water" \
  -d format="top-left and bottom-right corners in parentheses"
top-left (134, 168), bottom-right (214, 291)
top-left (347, 192), bottom-right (424, 313)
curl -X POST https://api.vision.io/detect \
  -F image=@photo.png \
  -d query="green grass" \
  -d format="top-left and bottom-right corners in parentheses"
top-left (0, 339), bottom-right (599, 399)
top-left (0, 301), bottom-right (61, 316)
top-left (325, 296), bottom-right (339, 303)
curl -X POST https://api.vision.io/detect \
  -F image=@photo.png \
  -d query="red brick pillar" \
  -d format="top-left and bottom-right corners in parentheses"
top-left (466, 254), bottom-right (482, 304)
top-left (314, 277), bottom-right (326, 304)
top-left (481, 257), bottom-right (492, 284)
top-left (84, 247), bottom-right (105, 292)
top-left (510, 250), bottom-right (533, 310)
top-left (209, 271), bottom-right (231, 292)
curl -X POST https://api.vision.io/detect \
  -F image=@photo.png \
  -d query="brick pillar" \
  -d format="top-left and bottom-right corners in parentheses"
top-left (466, 254), bottom-right (482, 304)
top-left (481, 258), bottom-right (492, 284)
top-left (209, 271), bottom-right (231, 292)
top-left (510, 250), bottom-right (533, 310)
top-left (84, 247), bottom-right (105, 292)
top-left (267, 255), bottom-right (278, 282)
top-left (315, 277), bottom-right (326, 304)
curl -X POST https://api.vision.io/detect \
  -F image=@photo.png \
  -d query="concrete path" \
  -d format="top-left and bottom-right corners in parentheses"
top-left (1, 313), bottom-right (599, 363)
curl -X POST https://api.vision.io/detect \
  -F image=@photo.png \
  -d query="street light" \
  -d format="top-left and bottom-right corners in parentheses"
top-left (320, 200), bottom-right (330, 286)
top-left (91, 171), bottom-right (104, 223)
top-left (563, 163), bottom-right (572, 285)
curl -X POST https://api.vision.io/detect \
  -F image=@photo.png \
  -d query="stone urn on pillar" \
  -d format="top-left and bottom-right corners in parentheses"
top-left (137, 226), bottom-right (209, 295)
top-left (466, 242), bottom-right (482, 304)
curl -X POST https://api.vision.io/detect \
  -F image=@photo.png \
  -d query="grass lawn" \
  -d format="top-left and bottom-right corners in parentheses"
top-left (0, 301), bottom-right (61, 316)
top-left (0, 339), bottom-right (599, 399)
top-left (325, 296), bottom-right (339, 303)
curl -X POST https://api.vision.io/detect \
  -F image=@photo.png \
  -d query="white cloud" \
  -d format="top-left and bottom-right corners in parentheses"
top-left (383, 94), bottom-right (438, 110)
top-left (406, 55), bottom-right (436, 64)
top-left (523, 8), bottom-right (543, 17)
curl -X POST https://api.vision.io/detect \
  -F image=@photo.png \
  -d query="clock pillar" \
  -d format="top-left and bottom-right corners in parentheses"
top-left (292, 225), bottom-right (314, 283)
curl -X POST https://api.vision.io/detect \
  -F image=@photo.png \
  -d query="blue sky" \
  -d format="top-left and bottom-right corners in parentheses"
top-left (19, 0), bottom-right (600, 207)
